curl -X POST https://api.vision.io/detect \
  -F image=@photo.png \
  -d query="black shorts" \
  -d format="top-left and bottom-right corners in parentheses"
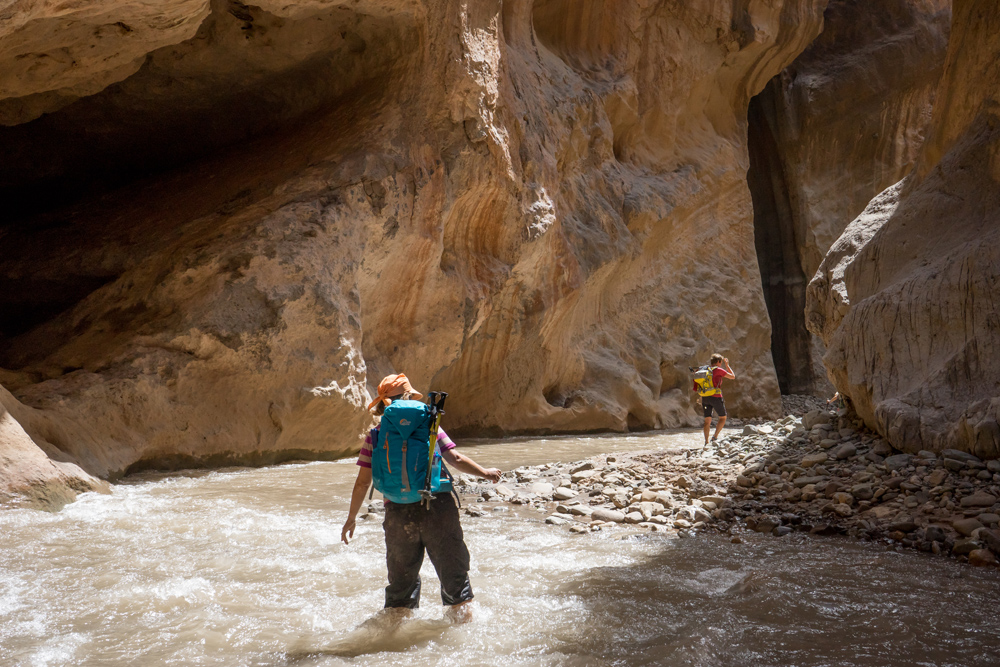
top-left (702, 395), bottom-right (726, 418)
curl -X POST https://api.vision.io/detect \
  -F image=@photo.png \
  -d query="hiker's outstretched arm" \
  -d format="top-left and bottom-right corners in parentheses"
top-left (342, 467), bottom-right (373, 545)
top-left (441, 448), bottom-right (502, 483)
top-left (723, 358), bottom-right (736, 379)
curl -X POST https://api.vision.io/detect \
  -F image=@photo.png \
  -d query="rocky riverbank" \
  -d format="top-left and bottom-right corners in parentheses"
top-left (449, 398), bottom-right (1000, 567)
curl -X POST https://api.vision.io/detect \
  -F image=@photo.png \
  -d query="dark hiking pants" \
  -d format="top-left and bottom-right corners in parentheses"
top-left (382, 494), bottom-right (474, 608)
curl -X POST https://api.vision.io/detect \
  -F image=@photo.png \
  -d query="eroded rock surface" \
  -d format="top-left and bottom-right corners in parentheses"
top-left (807, 0), bottom-right (1000, 457)
top-left (0, 385), bottom-right (107, 510)
top-left (747, 0), bottom-right (950, 395)
top-left (0, 0), bottom-right (831, 502)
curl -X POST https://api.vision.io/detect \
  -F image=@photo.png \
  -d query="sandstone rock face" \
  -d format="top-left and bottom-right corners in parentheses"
top-left (0, 385), bottom-right (107, 510)
top-left (807, 0), bottom-right (1000, 457)
top-left (0, 0), bottom-right (829, 502)
top-left (746, 0), bottom-right (950, 394)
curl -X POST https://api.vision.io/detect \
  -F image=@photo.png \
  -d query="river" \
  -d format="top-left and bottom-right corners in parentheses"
top-left (2, 429), bottom-right (1000, 666)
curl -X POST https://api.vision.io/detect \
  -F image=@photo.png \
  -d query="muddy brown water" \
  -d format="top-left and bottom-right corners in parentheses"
top-left (2, 429), bottom-right (1000, 666)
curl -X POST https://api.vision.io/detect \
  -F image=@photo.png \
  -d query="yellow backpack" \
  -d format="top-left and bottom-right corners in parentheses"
top-left (692, 366), bottom-right (721, 397)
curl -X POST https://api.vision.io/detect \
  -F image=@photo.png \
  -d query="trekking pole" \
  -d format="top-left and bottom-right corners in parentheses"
top-left (419, 392), bottom-right (448, 509)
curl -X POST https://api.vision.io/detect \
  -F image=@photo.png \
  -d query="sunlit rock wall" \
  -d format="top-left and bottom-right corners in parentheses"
top-left (807, 0), bottom-right (1000, 457)
top-left (747, 0), bottom-right (950, 395)
top-left (0, 0), bottom-right (829, 501)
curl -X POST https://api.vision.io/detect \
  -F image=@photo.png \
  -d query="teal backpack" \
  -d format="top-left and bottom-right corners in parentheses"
top-left (370, 399), bottom-right (453, 504)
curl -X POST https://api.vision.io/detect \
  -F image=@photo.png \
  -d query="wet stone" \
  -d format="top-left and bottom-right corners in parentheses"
top-left (888, 517), bottom-right (918, 533)
top-left (968, 549), bottom-right (997, 566)
top-left (952, 538), bottom-right (980, 556)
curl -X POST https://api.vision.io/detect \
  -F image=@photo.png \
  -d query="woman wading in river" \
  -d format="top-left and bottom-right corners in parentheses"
top-left (341, 373), bottom-right (501, 622)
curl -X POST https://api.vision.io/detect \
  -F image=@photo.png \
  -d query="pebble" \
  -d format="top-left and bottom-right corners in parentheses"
top-left (493, 484), bottom-right (516, 499)
top-left (591, 508), bottom-right (626, 523)
top-left (801, 453), bottom-right (828, 468)
top-left (884, 455), bottom-right (912, 471)
top-left (959, 492), bottom-right (997, 508)
top-left (833, 443), bottom-right (856, 460)
top-left (953, 538), bottom-right (980, 555)
top-left (954, 518), bottom-right (984, 537)
top-left (552, 487), bottom-right (576, 501)
top-left (529, 482), bottom-right (554, 498)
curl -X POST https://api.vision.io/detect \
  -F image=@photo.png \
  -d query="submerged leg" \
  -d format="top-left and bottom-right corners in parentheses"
top-left (421, 495), bottom-right (474, 608)
top-left (383, 503), bottom-right (425, 609)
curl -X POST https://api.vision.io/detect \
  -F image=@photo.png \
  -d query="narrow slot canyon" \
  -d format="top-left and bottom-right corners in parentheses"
top-left (746, 88), bottom-right (815, 396)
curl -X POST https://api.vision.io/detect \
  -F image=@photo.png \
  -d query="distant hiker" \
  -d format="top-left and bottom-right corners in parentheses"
top-left (692, 354), bottom-right (736, 444)
top-left (341, 373), bottom-right (501, 622)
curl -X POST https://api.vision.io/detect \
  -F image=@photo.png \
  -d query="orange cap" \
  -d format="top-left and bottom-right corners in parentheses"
top-left (367, 373), bottom-right (423, 411)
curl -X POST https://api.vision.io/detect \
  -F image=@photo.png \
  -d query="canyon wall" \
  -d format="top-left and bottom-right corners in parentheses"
top-left (0, 0), bottom-right (827, 505)
top-left (747, 0), bottom-right (950, 395)
top-left (807, 0), bottom-right (1000, 457)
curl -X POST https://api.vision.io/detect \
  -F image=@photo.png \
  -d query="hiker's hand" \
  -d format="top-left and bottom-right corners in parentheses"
top-left (341, 517), bottom-right (356, 545)
top-left (481, 468), bottom-right (502, 484)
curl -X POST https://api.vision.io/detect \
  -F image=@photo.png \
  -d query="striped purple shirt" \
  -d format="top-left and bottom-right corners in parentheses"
top-left (357, 427), bottom-right (456, 469)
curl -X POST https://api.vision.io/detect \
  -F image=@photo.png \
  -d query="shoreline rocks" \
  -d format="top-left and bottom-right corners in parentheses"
top-left (458, 396), bottom-right (1000, 567)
